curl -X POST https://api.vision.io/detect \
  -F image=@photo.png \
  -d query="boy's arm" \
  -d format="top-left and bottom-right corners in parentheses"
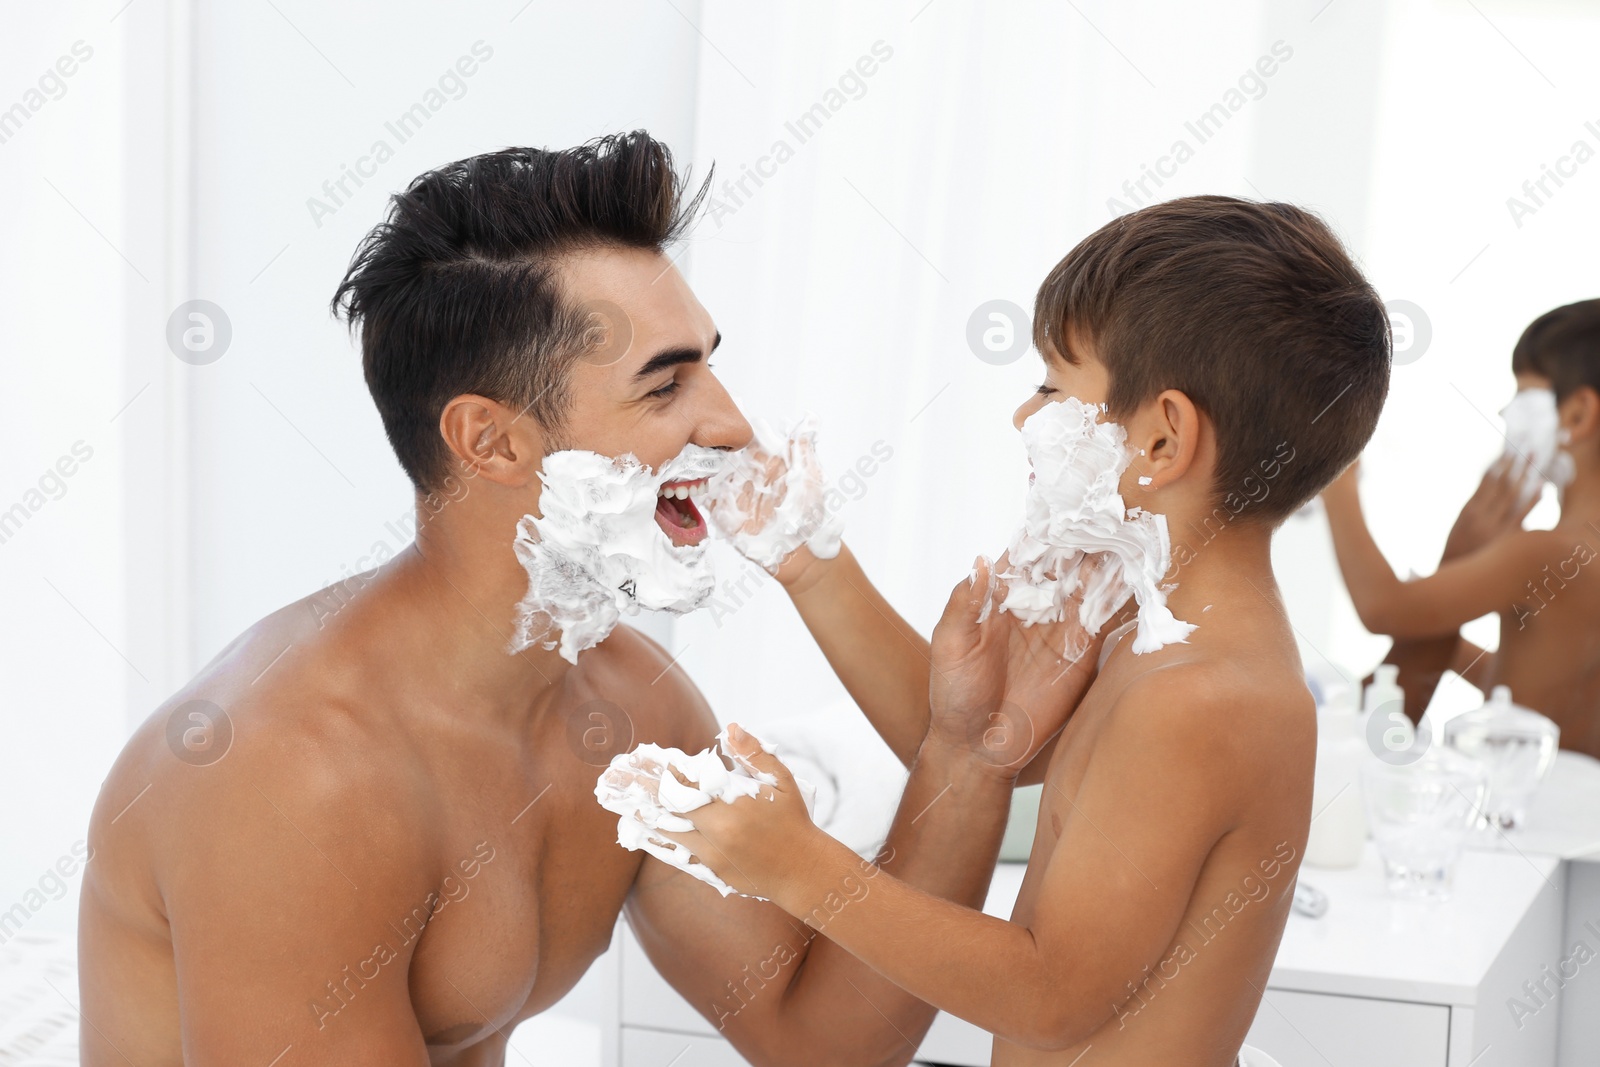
top-left (1322, 464), bottom-right (1567, 638)
top-left (777, 544), bottom-right (932, 766)
top-left (629, 571), bottom-right (1093, 1065)
top-left (1381, 456), bottom-right (1531, 716)
top-left (672, 667), bottom-right (1260, 1050)
top-left (778, 545), bottom-right (1097, 785)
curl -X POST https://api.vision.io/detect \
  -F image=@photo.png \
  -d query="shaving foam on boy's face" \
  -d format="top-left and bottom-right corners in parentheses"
top-left (999, 395), bottom-right (1197, 656)
top-left (511, 443), bottom-right (728, 663)
top-left (1500, 386), bottom-right (1574, 500)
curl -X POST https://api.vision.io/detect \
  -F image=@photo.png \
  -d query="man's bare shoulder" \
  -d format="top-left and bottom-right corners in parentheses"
top-left (569, 624), bottom-right (721, 751)
top-left (88, 592), bottom-right (434, 912)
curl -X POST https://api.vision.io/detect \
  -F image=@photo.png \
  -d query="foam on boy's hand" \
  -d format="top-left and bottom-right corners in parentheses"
top-left (594, 728), bottom-right (812, 898)
top-left (704, 415), bottom-right (844, 573)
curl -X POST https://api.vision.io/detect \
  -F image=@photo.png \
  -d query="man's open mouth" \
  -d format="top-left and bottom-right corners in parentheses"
top-left (655, 478), bottom-right (710, 547)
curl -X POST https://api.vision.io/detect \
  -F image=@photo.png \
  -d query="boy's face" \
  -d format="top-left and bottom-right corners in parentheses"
top-left (1012, 337), bottom-right (1111, 431)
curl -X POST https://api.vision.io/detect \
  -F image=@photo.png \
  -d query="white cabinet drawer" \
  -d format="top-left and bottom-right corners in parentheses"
top-left (1245, 989), bottom-right (1450, 1067)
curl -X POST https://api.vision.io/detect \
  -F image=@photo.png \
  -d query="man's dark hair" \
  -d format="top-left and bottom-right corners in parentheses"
top-left (332, 131), bottom-right (709, 491)
top-left (1511, 299), bottom-right (1600, 402)
top-left (1032, 195), bottom-right (1391, 523)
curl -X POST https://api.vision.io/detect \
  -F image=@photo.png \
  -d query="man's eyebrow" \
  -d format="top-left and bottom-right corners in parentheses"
top-left (632, 332), bottom-right (721, 381)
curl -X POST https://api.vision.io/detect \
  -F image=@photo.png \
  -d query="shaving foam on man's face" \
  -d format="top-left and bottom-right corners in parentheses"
top-left (511, 445), bottom-right (728, 663)
top-left (505, 245), bottom-right (754, 663)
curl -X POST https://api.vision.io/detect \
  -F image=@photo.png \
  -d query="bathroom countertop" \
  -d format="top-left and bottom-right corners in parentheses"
top-left (1281, 845), bottom-right (1559, 1005)
top-left (1471, 750), bottom-right (1600, 861)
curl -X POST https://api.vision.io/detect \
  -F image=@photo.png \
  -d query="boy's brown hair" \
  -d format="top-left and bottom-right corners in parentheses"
top-left (1032, 195), bottom-right (1391, 523)
top-left (1511, 299), bottom-right (1600, 402)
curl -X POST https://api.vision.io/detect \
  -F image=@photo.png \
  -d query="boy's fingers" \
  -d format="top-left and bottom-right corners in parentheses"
top-left (725, 723), bottom-right (797, 791)
top-left (944, 556), bottom-right (991, 628)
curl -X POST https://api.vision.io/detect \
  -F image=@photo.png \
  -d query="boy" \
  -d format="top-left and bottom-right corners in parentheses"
top-left (667, 197), bottom-right (1391, 1065)
top-left (1323, 299), bottom-right (1600, 756)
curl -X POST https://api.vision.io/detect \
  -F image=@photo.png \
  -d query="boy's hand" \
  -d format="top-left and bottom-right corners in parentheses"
top-left (706, 420), bottom-right (843, 577)
top-left (1442, 454), bottom-right (1538, 559)
top-left (926, 555), bottom-right (1105, 778)
top-left (659, 724), bottom-right (825, 900)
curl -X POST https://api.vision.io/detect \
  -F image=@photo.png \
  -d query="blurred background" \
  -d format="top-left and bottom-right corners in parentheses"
top-left (3, 0), bottom-right (1598, 1059)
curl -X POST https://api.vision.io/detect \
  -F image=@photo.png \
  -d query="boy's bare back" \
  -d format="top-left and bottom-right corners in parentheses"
top-left (1488, 506), bottom-right (1600, 756)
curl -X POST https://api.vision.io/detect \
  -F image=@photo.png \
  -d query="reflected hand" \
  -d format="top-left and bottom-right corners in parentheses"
top-left (1442, 454), bottom-right (1538, 560)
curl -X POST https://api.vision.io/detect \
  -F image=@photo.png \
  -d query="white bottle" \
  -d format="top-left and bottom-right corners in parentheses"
top-left (1305, 683), bottom-right (1369, 869)
top-left (1363, 664), bottom-right (1413, 755)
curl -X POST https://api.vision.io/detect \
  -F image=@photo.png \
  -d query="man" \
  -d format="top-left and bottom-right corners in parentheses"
top-left (78, 132), bottom-right (1079, 1066)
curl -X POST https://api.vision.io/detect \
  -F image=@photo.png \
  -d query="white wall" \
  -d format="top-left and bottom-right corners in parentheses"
top-left (672, 0), bottom-right (1600, 728)
top-left (0, 4), bottom-right (703, 1056)
top-left (1, 0), bottom-right (133, 942)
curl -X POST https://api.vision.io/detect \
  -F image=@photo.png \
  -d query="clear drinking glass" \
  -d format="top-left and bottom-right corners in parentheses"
top-left (1361, 748), bottom-right (1488, 902)
top-left (1442, 686), bottom-right (1560, 832)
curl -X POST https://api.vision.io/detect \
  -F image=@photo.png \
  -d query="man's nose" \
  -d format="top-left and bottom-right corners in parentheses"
top-left (697, 374), bottom-right (754, 451)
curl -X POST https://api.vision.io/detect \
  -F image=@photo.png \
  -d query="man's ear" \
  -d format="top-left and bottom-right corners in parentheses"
top-left (1130, 389), bottom-right (1201, 489)
top-left (438, 394), bottom-right (545, 489)
top-left (1561, 386), bottom-right (1600, 446)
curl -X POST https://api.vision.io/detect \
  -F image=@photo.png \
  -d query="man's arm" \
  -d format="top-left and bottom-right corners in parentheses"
top-left (1322, 465), bottom-right (1563, 638)
top-left (675, 667), bottom-right (1263, 1050)
top-left (628, 735), bottom-right (1013, 1067)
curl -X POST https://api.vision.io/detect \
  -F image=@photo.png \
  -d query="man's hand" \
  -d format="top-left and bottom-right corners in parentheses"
top-left (659, 725), bottom-right (829, 902)
top-left (926, 555), bottom-right (1105, 779)
top-left (1442, 453), bottom-right (1538, 559)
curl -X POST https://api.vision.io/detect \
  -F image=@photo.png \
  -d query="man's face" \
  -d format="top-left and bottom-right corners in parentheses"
top-left (551, 246), bottom-right (754, 545)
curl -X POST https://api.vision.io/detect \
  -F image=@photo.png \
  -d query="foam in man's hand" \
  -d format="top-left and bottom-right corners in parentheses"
top-left (595, 727), bottom-right (809, 899)
top-left (1000, 396), bottom-right (1196, 655)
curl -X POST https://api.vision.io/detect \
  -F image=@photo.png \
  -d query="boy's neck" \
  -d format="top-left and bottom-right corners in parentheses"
top-left (1559, 462), bottom-right (1600, 524)
top-left (1159, 512), bottom-right (1281, 620)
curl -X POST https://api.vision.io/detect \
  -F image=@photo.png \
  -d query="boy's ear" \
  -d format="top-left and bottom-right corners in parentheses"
top-left (438, 393), bottom-right (545, 489)
top-left (1561, 386), bottom-right (1600, 446)
top-left (1130, 389), bottom-right (1202, 489)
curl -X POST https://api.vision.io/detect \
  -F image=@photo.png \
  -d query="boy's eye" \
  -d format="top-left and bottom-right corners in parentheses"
top-left (646, 380), bottom-right (680, 400)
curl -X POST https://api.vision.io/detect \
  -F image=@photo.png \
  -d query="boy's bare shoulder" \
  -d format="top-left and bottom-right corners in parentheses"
top-left (1096, 639), bottom-right (1316, 791)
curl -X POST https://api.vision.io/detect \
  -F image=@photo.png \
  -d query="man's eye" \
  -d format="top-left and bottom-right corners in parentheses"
top-left (646, 380), bottom-right (680, 400)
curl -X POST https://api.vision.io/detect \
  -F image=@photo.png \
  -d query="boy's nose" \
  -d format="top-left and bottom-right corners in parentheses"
top-left (1013, 396), bottom-right (1042, 432)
